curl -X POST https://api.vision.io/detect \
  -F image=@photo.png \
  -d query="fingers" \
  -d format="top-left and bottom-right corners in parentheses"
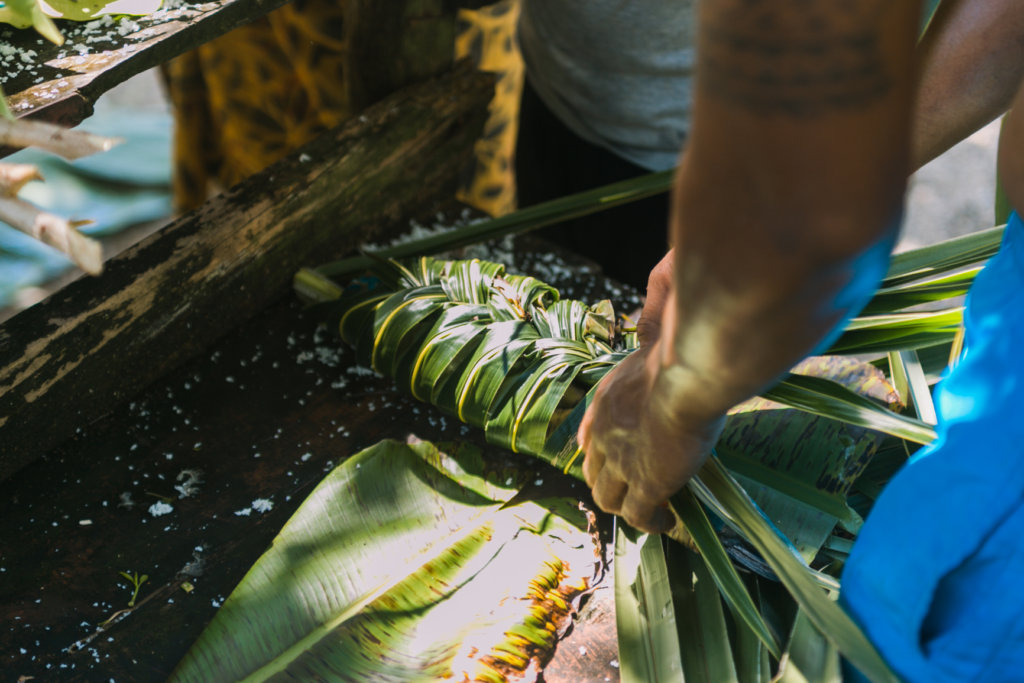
top-left (584, 449), bottom-right (675, 535)
top-left (581, 438), bottom-right (602, 488)
top-left (578, 339), bottom-right (682, 534)
top-left (591, 467), bottom-right (627, 513)
top-left (620, 491), bottom-right (675, 535)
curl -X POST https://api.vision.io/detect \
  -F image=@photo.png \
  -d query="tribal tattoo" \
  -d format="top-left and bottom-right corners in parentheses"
top-left (698, 0), bottom-right (894, 117)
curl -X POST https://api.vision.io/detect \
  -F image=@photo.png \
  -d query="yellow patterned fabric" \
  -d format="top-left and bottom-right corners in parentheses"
top-left (167, 0), bottom-right (522, 217)
top-left (454, 1), bottom-right (522, 216)
top-left (164, 0), bottom-right (354, 211)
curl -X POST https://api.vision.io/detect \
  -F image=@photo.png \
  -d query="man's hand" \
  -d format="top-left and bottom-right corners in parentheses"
top-left (578, 263), bottom-right (726, 533)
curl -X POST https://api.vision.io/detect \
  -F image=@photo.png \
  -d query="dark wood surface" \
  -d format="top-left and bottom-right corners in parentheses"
top-left (0, 236), bottom-right (634, 681)
top-left (0, 64), bottom-right (493, 481)
top-left (1, 0), bottom-right (292, 126)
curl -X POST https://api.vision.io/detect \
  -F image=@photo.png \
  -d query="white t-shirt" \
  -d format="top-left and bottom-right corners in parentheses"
top-left (518, 0), bottom-right (697, 171)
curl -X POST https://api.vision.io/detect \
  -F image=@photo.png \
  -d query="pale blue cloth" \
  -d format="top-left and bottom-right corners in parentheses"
top-left (841, 213), bottom-right (1024, 682)
top-left (0, 104), bottom-right (172, 307)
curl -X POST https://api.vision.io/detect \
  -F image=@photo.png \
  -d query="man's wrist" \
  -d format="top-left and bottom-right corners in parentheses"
top-left (646, 352), bottom-right (735, 427)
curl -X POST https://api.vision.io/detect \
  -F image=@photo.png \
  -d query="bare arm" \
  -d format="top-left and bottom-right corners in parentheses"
top-left (996, 83), bottom-right (1024, 212)
top-left (913, 0), bottom-right (1024, 168)
top-left (579, 0), bottom-right (922, 533)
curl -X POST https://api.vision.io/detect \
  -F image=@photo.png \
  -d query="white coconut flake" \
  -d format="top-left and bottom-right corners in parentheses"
top-left (346, 364), bottom-right (379, 377)
top-left (148, 501), bottom-right (174, 517)
top-left (236, 498), bottom-right (274, 516)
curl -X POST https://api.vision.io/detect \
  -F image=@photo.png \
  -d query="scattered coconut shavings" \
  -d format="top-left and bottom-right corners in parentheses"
top-left (235, 498), bottom-right (274, 516)
top-left (147, 501), bottom-right (173, 517)
top-left (346, 365), bottom-right (380, 377)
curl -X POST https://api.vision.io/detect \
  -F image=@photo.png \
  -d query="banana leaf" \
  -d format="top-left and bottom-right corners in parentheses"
top-left (719, 356), bottom-right (899, 559)
top-left (171, 438), bottom-right (600, 683)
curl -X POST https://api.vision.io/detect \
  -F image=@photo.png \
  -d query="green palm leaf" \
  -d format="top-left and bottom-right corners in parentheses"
top-left (859, 267), bottom-right (979, 315)
top-left (313, 171), bottom-right (675, 281)
top-left (828, 308), bottom-right (964, 356)
top-left (672, 485), bottom-right (780, 657)
top-left (762, 373), bottom-right (935, 445)
top-left (776, 609), bottom-right (842, 683)
top-left (666, 539), bottom-right (744, 683)
top-left (882, 225), bottom-right (1003, 286)
top-left (688, 459), bottom-right (898, 683)
top-left (615, 528), bottom-right (687, 683)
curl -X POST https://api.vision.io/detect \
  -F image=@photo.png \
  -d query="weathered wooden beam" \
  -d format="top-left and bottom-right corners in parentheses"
top-left (0, 64), bottom-right (493, 479)
top-left (2, 0), bottom-right (296, 127)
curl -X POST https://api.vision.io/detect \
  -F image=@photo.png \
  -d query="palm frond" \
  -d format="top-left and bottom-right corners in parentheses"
top-left (312, 170), bottom-right (675, 281)
top-left (316, 254), bottom-right (945, 679)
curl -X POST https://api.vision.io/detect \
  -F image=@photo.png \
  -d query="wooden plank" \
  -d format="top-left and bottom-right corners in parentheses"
top-left (1, 0), bottom-right (297, 126)
top-left (0, 63), bottom-right (494, 480)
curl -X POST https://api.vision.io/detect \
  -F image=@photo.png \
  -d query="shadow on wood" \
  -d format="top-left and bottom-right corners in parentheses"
top-left (0, 63), bottom-right (493, 480)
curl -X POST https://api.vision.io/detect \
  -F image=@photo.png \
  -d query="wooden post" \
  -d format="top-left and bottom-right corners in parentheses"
top-left (0, 64), bottom-right (493, 479)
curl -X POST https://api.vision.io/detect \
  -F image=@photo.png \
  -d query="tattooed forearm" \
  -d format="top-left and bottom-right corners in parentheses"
top-left (698, 0), bottom-right (894, 117)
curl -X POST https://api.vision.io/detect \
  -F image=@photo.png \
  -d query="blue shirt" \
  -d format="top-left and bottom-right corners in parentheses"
top-left (841, 213), bottom-right (1024, 681)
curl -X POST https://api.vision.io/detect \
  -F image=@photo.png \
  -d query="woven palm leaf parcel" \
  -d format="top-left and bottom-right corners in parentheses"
top-left (330, 254), bottom-right (908, 481)
top-left (328, 257), bottom-right (904, 552)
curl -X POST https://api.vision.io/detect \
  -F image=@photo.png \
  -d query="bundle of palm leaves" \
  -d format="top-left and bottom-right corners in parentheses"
top-left (287, 176), bottom-right (1003, 681)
